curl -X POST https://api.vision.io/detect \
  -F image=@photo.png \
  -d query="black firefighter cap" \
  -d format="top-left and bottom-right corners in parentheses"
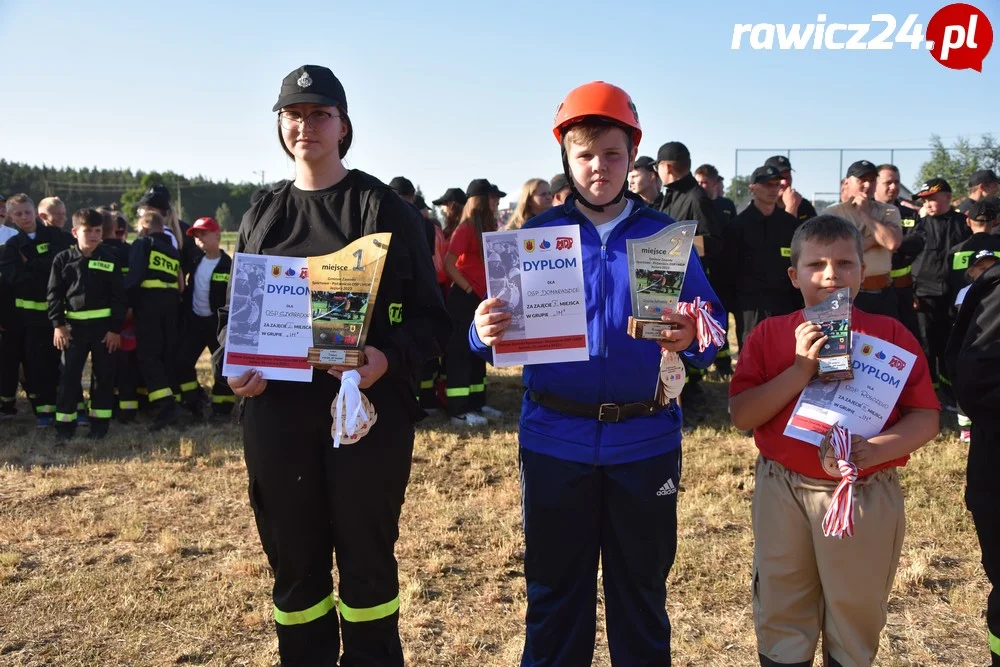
top-left (549, 174), bottom-right (571, 194)
top-left (846, 160), bottom-right (878, 179)
top-left (273, 65), bottom-right (348, 113)
top-left (432, 188), bottom-right (467, 206)
top-left (656, 142), bottom-right (690, 163)
top-left (633, 156), bottom-right (656, 172)
top-left (969, 169), bottom-right (999, 187)
top-left (915, 178), bottom-right (952, 198)
top-left (751, 165), bottom-right (783, 184)
top-left (764, 155), bottom-right (793, 172)
top-left (388, 176), bottom-right (416, 197)
top-left (466, 179), bottom-right (493, 198)
top-left (966, 198), bottom-right (999, 222)
top-left (138, 184), bottom-right (171, 211)
top-left (490, 183), bottom-right (506, 199)
top-left (971, 249), bottom-right (999, 266)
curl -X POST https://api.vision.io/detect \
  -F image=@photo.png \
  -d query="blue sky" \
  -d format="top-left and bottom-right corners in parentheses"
top-left (1, 0), bottom-right (998, 208)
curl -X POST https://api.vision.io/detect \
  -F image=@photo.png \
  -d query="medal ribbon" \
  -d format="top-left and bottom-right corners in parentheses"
top-left (821, 423), bottom-right (858, 539)
top-left (332, 370), bottom-right (370, 448)
top-left (674, 298), bottom-right (726, 352)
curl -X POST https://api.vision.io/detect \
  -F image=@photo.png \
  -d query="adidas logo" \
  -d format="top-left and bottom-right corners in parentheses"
top-left (656, 479), bottom-right (677, 497)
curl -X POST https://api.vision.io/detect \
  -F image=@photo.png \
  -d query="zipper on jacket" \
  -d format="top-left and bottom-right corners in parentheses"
top-left (595, 243), bottom-right (609, 466)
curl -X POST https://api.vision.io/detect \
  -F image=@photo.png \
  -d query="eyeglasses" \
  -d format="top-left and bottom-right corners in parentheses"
top-left (278, 110), bottom-right (340, 130)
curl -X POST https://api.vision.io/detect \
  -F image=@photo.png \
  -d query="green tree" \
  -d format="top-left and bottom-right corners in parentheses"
top-left (916, 134), bottom-right (1000, 200)
top-left (215, 202), bottom-right (234, 230)
top-left (725, 175), bottom-right (751, 209)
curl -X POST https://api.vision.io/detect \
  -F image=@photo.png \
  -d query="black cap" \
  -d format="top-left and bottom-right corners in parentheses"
top-left (272, 65), bottom-right (348, 113)
top-left (657, 141), bottom-right (690, 163)
top-left (549, 174), bottom-right (571, 194)
top-left (969, 169), bottom-right (999, 187)
top-left (431, 188), bottom-right (467, 206)
top-left (466, 179), bottom-right (493, 198)
top-left (633, 156), bottom-right (656, 172)
top-left (846, 160), bottom-right (878, 179)
top-left (490, 182), bottom-right (506, 198)
top-left (413, 195), bottom-right (430, 211)
top-left (971, 249), bottom-right (999, 266)
top-left (751, 165), bottom-right (783, 184)
top-left (388, 176), bottom-right (415, 197)
top-left (138, 184), bottom-right (171, 211)
top-left (915, 178), bottom-right (952, 198)
top-left (764, 155), bottom-right (793, 172)
top-left (966, 198), bottom-right (999, 222)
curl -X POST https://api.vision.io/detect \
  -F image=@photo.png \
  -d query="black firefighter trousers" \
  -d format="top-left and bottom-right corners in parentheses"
top-left (243, 372), bottom-right (414, 666)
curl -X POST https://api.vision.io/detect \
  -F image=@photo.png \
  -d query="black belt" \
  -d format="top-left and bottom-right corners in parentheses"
top-left (528, 391), bottom-right (663, 423)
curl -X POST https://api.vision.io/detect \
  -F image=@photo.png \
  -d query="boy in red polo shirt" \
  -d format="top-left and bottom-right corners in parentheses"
top-left (730, 214), bottom-right (940, 667)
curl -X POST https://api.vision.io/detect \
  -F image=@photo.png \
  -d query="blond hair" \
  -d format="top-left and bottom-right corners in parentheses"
top-left (38, 196), bottom-right (64, 214)
top-left (506, 178), bottom-right (548, 230)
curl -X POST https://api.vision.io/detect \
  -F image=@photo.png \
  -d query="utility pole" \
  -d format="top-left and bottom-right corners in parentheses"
top-left (253, 170), bottom-right (265, 186)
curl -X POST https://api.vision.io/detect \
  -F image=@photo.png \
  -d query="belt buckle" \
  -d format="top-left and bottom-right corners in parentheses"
top-left (598, 403), bottom-right (620, 423)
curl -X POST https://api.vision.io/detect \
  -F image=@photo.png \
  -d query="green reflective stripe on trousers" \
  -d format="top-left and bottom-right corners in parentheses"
top-left (36, 405), bottom-right (55, 414)
top-left (419, 379), bottom-right (435, 389)
top-left (148, 388), bottom-right (173, 402)
top-left (66, 308), bottom-right (112, 320)
top-left (119, 401), bottom-right (139, 410)
top-left (469, 382), bottom-right (486, 393)
top-left (15, 298), bottom-right (47, 311)
top-left (339, 596), bottom-right (399, 623)
top-left (446, 387), bottom-right (471, 397)
top-left (890, 265), bottom-right (912, 278)
top-left (89, 409), bottom-right (113, 419)
top-left (55, 412), bottom-right (77, 423)
top-left (716, 348), bottom-right (731, 359)
top-left (938, 373), bottom-right (952, 387)
top-left (273, 593), bottom-right (335, 626)
top-left (140, 279), bottom-right (177, 289)
top-left (989, 629), bottom-right (1000, 656)
top-left (180, 381), bottom-right (200, 393)
top-left (212, 395), bottom-right (236, 403)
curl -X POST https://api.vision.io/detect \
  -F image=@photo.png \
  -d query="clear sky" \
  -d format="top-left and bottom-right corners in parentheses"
top-left (1, 0), bottom-right (998, 208)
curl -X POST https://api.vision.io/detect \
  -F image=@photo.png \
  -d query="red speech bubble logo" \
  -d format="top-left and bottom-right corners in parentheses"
top-left (927, 3), bottom-right (993, 71)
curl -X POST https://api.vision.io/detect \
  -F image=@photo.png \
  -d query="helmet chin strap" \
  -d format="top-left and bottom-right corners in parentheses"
top-left (560, 148), bottom-right (628, 213)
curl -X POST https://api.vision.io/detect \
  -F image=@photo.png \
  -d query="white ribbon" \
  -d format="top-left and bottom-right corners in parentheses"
top-left (332, 370), bottom-right (370, 448)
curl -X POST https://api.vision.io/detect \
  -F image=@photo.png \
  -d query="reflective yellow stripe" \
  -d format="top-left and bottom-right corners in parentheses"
top-left (36, 243), bottom-right (50, 254)
top-left (901, 218), bottom-right (916, 228)
top-left (88, 259), bottom-right (114, 272)
top-left (211, 395), bottom-right (236, 403)
top-left (419, 379), bottom-right (435, 389)
top-left (989, 629), bottom-right (1000, 656)
top-left (15, 299), bottom-right (47, 311)
top-left (35, 405), bottom-right (55, 414)
top-left (446, 387), bottom-right (470, 397)
top-left (148, 250), bottom-right (179, 273)
top-left (211, 272), bottom-right (229, 282)
top-left (140, 279), bottom-right (177, 289)
top-left (89, 409), bottom-right (113, 419)
top-left (121, 267), bottom-right (129, 274)
top-left (148, 388), bottom-right (173, 402)
top-left (119, 401), bottom-right (139, 410)
top-left (716, 348), bottom-right (731, 359)
top-left (780, 247), bottom-right (791, 258)
top-left (339, 596), bottom-right (399, 623)
top-left (66, 308), bottom-right (112, 320)
top-left (55, 412), bottom-right (77, 423)
top-left (890, 266), bottom-right (912, 278)
top-left (136, 387), bottom-right (148, 395)
top-left (180, 381), bottom-right (200, 393)
top-left (953, 250), bottom-right (976, 271)
top-left (273, 593), bottom-right (335, 626)
top-left (470, 382), bottom-right (486, 394)
top-left (938, 373), bottom-right (952, 387)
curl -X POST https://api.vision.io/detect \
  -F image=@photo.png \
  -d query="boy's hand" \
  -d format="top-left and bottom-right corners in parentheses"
top-left (474, 298), bottom-right (512, 347)
top-left (103, 331), bottom-right (121, 353)
top-left (327, 345), bottom-right (388, 389)
top-left (657, 313), bottom-right (696, 352)
top-left (822, 434), bottom-right (872, 475)
top-left (793, 321), bottom-right (828, 378)
top-left (53, 326), bottom-right (70, 351)
top-left (229, 368), bottom-right (267, 397)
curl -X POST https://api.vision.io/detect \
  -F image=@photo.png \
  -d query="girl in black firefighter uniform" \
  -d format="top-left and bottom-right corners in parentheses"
top-left (218, 65), bottom-right (449, 667)
top-left (48, 208), bottom-right (126, 440)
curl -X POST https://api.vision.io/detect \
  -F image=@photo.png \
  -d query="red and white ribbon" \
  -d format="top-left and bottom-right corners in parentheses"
top-left (822, 423), bottom-right (858, 539)
top-left (675, 298), bottom-right (727, 353)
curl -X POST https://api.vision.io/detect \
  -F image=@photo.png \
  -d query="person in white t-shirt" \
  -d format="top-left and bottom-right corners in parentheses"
top-left (174, 217), bottom-right (234, 421)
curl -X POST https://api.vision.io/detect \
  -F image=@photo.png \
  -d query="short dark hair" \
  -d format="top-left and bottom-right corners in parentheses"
top-left (876, 163), bottom-right (899, 175)
top-left (790, 214), bottom-right (864, 267)
top-left (695, 164), bottom-right (720, 180)
top-left (278, 104), bottom-right (353, 160)
top-left (72, 208), bottom-right (104, 229)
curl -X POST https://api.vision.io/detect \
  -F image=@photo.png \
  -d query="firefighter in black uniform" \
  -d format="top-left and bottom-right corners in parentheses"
top-left (875, 164), bottom-right (924, 340)
top-left (0, 193), bottom-right (71, 424)
top-left (48, 208), bottom-right (126, 440)
top-left (722, 165), bottom-right (803, 346)
top-left (100, 208), bottom-right (140, 421)
top-left (764, 155), bottom-right (818, 222)
top-left (217, 65), bottom-right (449, 667)
top-left (175, 216), bottom-right (233, 420)
top-left (654, 141), bottom-right (724, 412)
top-left (948, 199), bottom-right (1000, 296)
top-left (127, 210), bottom-right (183, 430)
top-left (946, 255), bottom-right (1000, 667)
top-left (912, 178), bottom-right (971, 395)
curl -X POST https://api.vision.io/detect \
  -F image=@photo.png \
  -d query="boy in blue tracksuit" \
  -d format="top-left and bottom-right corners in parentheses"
top-left (470, 82), bottom-right (723, 666)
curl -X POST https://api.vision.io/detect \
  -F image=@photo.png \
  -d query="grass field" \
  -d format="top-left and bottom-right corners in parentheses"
top-left (0, 356), bottom-right (991, 666)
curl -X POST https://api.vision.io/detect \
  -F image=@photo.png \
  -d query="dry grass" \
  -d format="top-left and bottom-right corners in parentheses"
top-left (0, 356), bottom-right (990, 666)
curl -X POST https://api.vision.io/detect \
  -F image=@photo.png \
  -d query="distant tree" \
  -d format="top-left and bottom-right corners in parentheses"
top-left (725, 175), bottom-right (751, 209)
top-left (215, 202), bottom-right (234, 230)
top-left (916, 134), bottom-right (1000, 199)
